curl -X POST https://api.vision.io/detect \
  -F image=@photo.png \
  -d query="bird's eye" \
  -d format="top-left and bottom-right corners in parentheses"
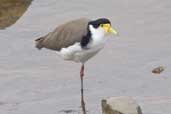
top-left (100, 24), bottom-right (104, 27)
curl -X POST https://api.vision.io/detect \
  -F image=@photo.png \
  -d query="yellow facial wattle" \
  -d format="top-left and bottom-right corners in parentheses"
top-left (100, 24), bottom-right (118, 35)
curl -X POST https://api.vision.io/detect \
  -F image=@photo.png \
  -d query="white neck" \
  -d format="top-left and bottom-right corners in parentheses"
top-left (89, 25), bottom-right (106, 47)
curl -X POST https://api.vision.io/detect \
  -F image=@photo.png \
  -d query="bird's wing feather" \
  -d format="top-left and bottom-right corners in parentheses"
top-left (40, 18), bottom-right (90, 51)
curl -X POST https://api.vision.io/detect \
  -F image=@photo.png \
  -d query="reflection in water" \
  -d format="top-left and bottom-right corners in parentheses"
top-left (59, 109), bottom-right (77, 114)
top-left (0, 0), bottom-right (32, 29)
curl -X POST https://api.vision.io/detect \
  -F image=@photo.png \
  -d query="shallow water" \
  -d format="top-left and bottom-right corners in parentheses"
top-left (0, 0), bottom-right (171, 114)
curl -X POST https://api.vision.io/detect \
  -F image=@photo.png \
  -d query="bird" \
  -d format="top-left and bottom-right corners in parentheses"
top-left (35, 18), bottom-right (118, 112)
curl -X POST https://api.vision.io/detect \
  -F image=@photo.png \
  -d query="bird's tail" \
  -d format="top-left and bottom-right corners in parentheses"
top-left (35, 37), bottom-right (44, 50)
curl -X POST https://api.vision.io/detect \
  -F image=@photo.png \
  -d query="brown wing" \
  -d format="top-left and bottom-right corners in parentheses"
top-left (37, 18), bottom-right (90, 51)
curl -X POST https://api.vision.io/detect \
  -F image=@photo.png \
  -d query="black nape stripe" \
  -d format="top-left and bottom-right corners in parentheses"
top-left (80, 29), bottom-right (92, 48)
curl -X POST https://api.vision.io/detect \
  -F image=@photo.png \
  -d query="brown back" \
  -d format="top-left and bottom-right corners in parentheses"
top-left (41, 18), bottom-right (90, 51)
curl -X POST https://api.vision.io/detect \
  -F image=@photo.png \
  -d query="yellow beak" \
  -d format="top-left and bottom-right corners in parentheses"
top-left (109, 27), bottom-right (118, 35)
top-left (101, 24), bottom-right (118, 35)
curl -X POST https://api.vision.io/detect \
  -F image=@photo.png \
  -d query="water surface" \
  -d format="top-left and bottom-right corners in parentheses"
top-left (0, 0), bottom-right (171, 114)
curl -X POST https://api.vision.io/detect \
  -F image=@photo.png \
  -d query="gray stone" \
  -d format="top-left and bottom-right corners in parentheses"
top-left (101, 96), bottom-right (143, 114)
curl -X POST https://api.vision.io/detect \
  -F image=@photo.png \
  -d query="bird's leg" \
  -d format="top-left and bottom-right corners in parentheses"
top-left (80, 64), bottom-right (86, 114)
top-left (80, 64), bottom-right (84, 78)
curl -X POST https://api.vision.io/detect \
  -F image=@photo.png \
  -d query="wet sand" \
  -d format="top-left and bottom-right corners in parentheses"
top-left (0, 0), bottom-right (171, 114)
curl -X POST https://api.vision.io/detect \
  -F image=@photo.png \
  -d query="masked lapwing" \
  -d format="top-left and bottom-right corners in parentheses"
top-left (35, 18), bottom-right (118, 109)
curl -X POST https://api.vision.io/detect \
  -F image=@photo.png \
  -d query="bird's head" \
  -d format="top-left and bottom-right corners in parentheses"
top-left (88, 18), bottom-right (118, 36)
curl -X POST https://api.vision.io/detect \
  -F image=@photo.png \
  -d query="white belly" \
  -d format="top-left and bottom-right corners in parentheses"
top-left (73, 46), bottom-right (103, 63)
top-left (59, 42), bottom-right (104, 63)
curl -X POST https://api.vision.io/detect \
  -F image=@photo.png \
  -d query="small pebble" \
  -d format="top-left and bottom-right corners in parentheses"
top-left (152, 66), bottom-right (164, 74)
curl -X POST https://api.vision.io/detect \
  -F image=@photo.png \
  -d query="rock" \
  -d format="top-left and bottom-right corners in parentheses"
top-left (0, 0), bottom-right (33, 29)
top-left (101, 96), bottom-right (143, 114)
top-left (152, 66), bottom-right (164, 74)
